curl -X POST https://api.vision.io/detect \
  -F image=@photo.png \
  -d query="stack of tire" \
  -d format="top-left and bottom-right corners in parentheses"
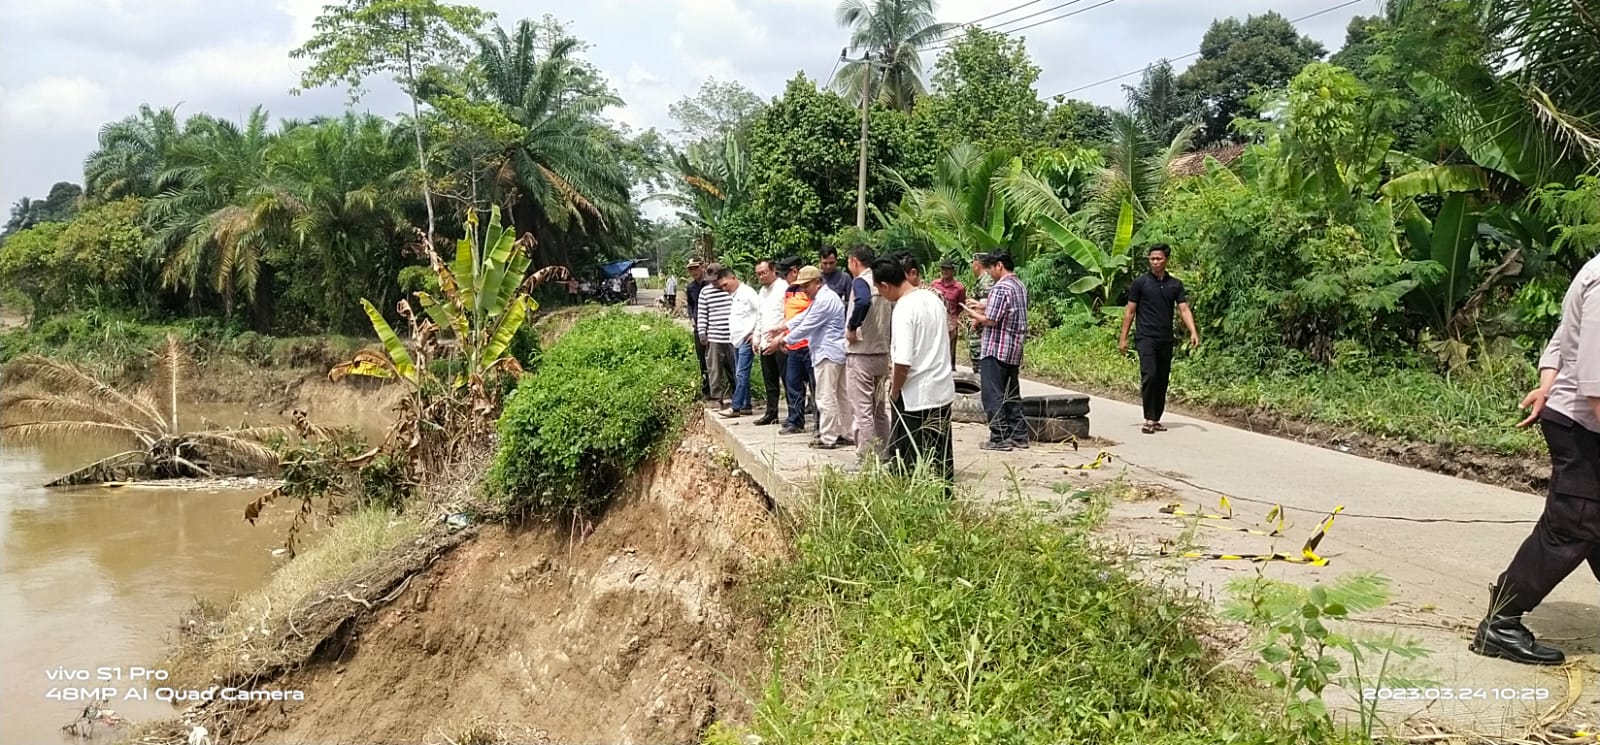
top-left (949, 372), bottom-right (1090, 441)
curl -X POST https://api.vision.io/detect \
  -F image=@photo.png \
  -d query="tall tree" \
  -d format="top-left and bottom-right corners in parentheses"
top-left (147, 108), bottom-right (279, 320)
top-left (1178, 11), bottom-right (1326, 145)
top-left (923, 27), bottom-right (1048, 155)
top-left (1123, 59), bottom-right (1198, 146)
top-left (1042, 98), bottom-right (1115, 149)
top-left (2, 183), bottom-right (83, 237)
top-left (834, 0), bottom-right (956, 110)
top-left (469, 18), bottom-right (635, 268)
top-left (668, 78), bottom-right (766, 145)
top-left (83, 105), bottom-right (184, 201)
top-left (289, 0), bottom-right (492, 246)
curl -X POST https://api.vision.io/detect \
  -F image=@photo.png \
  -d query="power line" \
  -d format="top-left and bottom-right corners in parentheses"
top-left (1046, 0), bottom-right (1367, 98)
top-left (955, 0), bottom-right (1047, 27)
top-left (922, 0), bottom-right (1124, 52)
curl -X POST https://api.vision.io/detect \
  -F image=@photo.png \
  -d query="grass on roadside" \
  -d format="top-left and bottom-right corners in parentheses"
top-left (171, 508), bottom-right (427, 680)
top-left (723, 465), bottom-right (1316, 745)
top-left (1026, 323), bottom-right (1544, 456)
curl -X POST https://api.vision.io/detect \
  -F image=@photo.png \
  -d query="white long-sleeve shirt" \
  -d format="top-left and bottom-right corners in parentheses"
top-left (756, 278), bottom-right (788, 339)
top-left (725, 282), bottom-right (761, 347)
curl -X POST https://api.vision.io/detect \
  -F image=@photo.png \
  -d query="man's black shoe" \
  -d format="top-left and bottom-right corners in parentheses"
top-left (780, 426), bottom-right (805, 435)
top-left (1469, 614), bottom-right (1565, 666)
top-left (754, 414), bottom-right (778, 425)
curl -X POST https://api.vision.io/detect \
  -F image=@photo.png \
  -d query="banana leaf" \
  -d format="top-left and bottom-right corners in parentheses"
top-left (359, 299), bottom-right (415, 382)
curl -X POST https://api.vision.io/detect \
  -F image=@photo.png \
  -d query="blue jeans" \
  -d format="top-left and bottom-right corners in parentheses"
top-left (783, 346), bottom-right (812, 428)
top-left (731, 341), bottom-right (755, 411)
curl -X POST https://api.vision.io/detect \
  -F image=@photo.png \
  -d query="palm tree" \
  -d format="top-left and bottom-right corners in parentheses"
top-left (473, 20), bottom-right (635, 268)
top-left (835, 0), bottom-right (956, 111)
top-left (83, 104), bottom-right (183, 201)
top-left (0, 336), bottom-right (294, 486)
top-left (886, 142), bottom-right (1033, 263)
top-left (1123, 60), bottom-right (1197, 146)
top-left (4, 197), bottom-right (39, 235)
top-left (1086, 111), bottom-right (1195, 241)
top-left (649, 131), bottom-right (750, 260)
top-left (146, 107), bottom-right (280, 319)
top-left (262, 113), bottom-right (416, 331)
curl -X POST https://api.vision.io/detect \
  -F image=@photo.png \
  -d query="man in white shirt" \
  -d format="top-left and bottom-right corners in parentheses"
top-left (664, 274), bottom-right (678, 311)
top-left (752, 258), bottom-right (790, 426)
top-left (874, 258), bottom-right (956, 489)
top-left (715, 266), bottom-right (762, 418)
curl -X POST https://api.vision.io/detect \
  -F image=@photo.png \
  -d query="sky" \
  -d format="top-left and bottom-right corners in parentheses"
top-left (0, 0), bottom-right (1377, 212)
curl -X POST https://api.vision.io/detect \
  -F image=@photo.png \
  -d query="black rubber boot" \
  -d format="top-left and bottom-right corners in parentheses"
top-left (1470, 612), bottom-right (1565, 666)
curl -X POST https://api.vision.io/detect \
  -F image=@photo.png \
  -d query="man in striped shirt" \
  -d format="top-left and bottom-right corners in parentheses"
top-left (695, 262), bottom-right (735, 407)
top-left (964, 252), bottom-right (1029, 451)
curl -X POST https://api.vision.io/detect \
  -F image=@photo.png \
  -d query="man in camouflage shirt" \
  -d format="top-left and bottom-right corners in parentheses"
top-left (966, 253), bottom-right (995, 367)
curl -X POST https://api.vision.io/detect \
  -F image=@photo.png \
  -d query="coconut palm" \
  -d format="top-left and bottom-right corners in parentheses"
top-left (886, 142), bottom-right (1033, 263)
top-left (1086, 111), bottom-right (1196, 242)
top-left (835, 0), bottom-right (956, 111)
top-left (83, 105), bottom-right (184, 201)
top-left (473, 20), bottom-right (635, 267)
top-left (0, 336), bottom-right (294, 486)
top-left (1123, 60), bottom-right (1198, 146)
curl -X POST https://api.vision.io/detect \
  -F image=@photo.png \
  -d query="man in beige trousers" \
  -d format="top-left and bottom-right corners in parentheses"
top-left (844, 245), bottom-right (893, 465)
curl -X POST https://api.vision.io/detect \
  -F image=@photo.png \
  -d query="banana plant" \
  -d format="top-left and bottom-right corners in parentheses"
top-left (331, 205), bottom-right (545, 398)
top-left (1397, 193), bottom-right (1481, 335)
top-left (1035, 199), bottom-right (1137, 314)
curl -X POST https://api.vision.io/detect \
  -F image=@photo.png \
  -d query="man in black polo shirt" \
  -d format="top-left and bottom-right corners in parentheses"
top-left (1118, 244), bottom-right (1200, 434)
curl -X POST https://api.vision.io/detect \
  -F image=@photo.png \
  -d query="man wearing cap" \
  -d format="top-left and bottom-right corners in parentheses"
top-left (930, 259), bottom-right (967, 372)
top-left (1470, 250), bottom-right (1600, 666)
top-left (685, 259), bottom-right (713, 398)
top-left (845, 245), bottom-right (891, 464)
top-left (875, 257), bottom-right (956, 488)
top-left (966, 253), bottom-right (995, 368)
top-left (770, 265), bottom-right (850, 449)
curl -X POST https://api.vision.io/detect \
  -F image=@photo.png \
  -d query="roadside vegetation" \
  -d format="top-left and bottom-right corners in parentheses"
top-left (715, 467), bottom-right (1428, 745)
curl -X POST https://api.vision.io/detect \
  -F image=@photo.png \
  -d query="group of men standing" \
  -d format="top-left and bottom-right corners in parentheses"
top-left (680, 247), bottom-right (1042, 484)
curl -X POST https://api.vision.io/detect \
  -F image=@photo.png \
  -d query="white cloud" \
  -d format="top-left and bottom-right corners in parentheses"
top-left (0, 77), bottom-right (113, 133)
top-left (0, 0), bottom-right (1368, 207)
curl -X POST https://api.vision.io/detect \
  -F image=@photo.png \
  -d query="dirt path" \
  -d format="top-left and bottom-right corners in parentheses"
top-left (705, 368), bottom-right (1599, 740)
top-left (0, 307), bottom-right (24, 330)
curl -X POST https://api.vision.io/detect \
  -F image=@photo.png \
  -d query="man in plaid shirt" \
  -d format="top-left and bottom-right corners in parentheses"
top-left (963, 252), bottom-right (1029, 451)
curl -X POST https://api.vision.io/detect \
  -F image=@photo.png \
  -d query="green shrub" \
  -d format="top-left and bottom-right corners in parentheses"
top-left (487, 310), bottom-right (698, 515)
top-left (742, 469), bottom-right (1278, 745)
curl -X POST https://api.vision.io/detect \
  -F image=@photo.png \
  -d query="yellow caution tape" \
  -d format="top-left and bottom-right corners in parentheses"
top-left (1064, 450), bottom-right (1116, 470)
top-left (1157, 504), bottom-right (1344, 566)
top-left (1161, 498), bottom-right (1288, 537)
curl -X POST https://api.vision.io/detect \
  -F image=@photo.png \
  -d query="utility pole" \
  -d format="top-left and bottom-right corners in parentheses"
top-left (842, 48), bottom-right (878, 232)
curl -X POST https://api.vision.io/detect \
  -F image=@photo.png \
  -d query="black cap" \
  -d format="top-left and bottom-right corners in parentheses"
top-left (939, 259), bottom-right (956, 269)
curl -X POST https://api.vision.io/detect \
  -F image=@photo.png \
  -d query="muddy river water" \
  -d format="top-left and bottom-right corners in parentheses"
top-left (0, 406), bottom-right (380, 744)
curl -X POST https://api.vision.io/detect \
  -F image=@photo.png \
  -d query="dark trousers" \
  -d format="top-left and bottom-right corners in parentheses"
top-left (783, 346), bottom-right (812, 428)
top-left (707, 341), bottom-right (735, 401)
top-left (1495, 413), bottom-right (1600, 615)
top-left (890, 398), bottom-right (954, 489)
top-left (760, 349), bottom-right (788, 413)
top-left (1136, 337), bottom-right (1175, 422)
top-left (979, 356), bottom-right (1025, 444)
top-left (694, 337), bottom-right (711, 398)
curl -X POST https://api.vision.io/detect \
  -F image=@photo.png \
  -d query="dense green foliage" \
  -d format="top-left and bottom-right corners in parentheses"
top-left (733, 470), bottom-right (1286, 745)
top-left (487, 311), bottom-right (698, 515)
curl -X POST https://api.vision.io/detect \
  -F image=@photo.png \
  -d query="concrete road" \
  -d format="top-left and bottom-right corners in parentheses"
top-left (703, 360), bottom-right (1599, 739)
